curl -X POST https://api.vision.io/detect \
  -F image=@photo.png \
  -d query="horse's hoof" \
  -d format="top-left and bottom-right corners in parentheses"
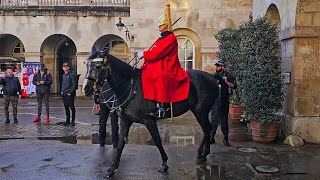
top-left (158, 165), bottom-right (169, 173)
top-left (103, 171), bottom-right (115, 178)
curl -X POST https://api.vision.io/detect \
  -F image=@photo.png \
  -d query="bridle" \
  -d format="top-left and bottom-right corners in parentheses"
top-left (88, 56), bottom-right (137, 112)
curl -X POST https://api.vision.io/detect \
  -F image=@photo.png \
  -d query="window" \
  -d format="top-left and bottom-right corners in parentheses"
top-left (177, 36), bottom-right (195, 70)
top-left (12, 42), bottom-right (25, 55)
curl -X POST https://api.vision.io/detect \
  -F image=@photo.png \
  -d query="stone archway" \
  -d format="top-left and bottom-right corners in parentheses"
top-left (93, 34), bottom-right (129, 62)
top-left (0, 34), bottom-right (25, 71)
top-left (173, 28), bottom-right (201, 70)
top-left (40, 34), bottom-right (77, 93)
top-left (266, 4), bottom-right (281, 30)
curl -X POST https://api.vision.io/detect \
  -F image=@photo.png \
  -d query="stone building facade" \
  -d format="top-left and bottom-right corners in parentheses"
top-left (254, 0), bottom-right (320, 144)
top-left (3, 1), bottom-right (319, 143)
top-left (0, 0), bottom-right (252, 94)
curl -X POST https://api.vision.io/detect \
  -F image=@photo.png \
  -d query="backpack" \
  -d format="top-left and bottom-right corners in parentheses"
top-left (75, 74), bottom-right (80, 90)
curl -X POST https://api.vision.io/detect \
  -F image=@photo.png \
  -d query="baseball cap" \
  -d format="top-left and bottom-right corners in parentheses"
top-left (214, 60), bottom-right (225, 66)
top-left (62, 62), bottom-right (70, 67)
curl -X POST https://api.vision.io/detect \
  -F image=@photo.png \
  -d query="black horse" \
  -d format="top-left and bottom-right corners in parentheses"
top-left (83, 51), bottom-right (219, 178)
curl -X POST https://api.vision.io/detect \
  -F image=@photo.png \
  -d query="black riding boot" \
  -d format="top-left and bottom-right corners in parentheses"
top-left (223, 134), bottom-right (230, 146)
top-left (210, 133), bottom-right (215, 144)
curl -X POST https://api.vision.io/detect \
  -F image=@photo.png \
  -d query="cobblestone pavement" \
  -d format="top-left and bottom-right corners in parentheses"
top-left (0, 97), bottom-right (201, 143)
top-left (1, 98), bottom-right (320, 179)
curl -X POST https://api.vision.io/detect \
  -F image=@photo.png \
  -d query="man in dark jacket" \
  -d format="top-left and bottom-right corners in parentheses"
top-left (61, 62), bottom-right (77, 126)
top-left (32, 67), bottom-right (53, 123)
top-left (94, 81), bottom-right (119, 148)
top-left (210, 60), bottom-right (237, 146)
top-left (0, 68), bottom-right (22, 123)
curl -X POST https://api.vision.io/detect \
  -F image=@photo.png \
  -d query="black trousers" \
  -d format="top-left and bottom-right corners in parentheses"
top-left (210, 97), bottom-right (230, 136)
top-left (99, 103), bottom-right (119, 147)
top-left (62, 95), bottom-right (76, 122)
top-left (37, 93), bottom-right (50, 117)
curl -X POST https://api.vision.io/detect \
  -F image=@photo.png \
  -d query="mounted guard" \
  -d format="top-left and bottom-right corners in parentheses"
top-left (136, 3), bottom-right (190, 117)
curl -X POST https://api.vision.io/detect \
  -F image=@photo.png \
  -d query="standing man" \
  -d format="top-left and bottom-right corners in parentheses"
top-left (0, 68), bottom-right (22, 124)
top-left (210, 60), bottom-right (237, 146)
top-left (93, 81), bottom-right (119, 148)
top-left (32, 67), bottom-right (53, 123)
top-left (61, 62), bottom-right (77, 126)
top-left (136, 3), bottom-right (190, 117)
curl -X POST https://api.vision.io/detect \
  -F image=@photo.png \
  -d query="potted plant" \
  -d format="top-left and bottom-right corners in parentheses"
top-left (239, 17), bottom-right (284, 143)
top-left (215, 28), bottom-right (245, 124)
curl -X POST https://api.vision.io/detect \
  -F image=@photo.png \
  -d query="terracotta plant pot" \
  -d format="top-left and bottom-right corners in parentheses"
top-left (250, 120), bottom-right (278, 143)
top-left (229, 104), bottom-right (245, 124)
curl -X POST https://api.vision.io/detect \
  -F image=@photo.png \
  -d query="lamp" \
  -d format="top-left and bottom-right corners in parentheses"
top-left (116, 17), bottom-right (134, 42)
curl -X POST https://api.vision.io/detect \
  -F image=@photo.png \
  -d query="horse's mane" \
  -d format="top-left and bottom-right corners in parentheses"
top-left (106, 54), bottom-right (134, 78)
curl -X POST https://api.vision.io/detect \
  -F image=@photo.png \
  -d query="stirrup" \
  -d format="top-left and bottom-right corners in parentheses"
top-left (148, 107), bottom-right (165, 118)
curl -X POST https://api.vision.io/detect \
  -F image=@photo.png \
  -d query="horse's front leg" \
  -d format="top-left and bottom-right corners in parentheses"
top-left (144, 119), bottom-right (169, 173)
top-left (104, 120), bottom-right (133, 178)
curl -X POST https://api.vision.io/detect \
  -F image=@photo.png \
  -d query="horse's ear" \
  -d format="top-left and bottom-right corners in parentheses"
top-left (102, 48), bottom-right (109, 56)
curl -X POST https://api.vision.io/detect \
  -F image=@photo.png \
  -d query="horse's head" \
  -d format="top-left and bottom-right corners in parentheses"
top-left (82, 50), bottom-right (109, 96)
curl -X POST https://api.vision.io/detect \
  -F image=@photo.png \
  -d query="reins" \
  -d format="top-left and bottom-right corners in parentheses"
top-left (97, 56), bottom-right (140, 112)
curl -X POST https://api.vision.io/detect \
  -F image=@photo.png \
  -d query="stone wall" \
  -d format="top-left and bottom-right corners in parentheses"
top-left (253, 0), bottom-right (320, 144)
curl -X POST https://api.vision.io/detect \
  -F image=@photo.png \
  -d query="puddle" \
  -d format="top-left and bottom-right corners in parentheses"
top-left (196, 164), bottom-right (224, 179)
top-left (38, 136), bottom-right (77, 144)
top-left (180, 164), bottom-right (224, 179)
top-left (35, 125), bottom-right (205, 146)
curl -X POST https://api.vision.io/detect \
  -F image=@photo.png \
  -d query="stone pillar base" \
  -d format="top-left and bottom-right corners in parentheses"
top-left (284, 116), bottom-right (320, 144)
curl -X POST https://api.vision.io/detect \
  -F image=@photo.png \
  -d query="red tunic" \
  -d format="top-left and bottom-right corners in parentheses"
top-left (141, 32), bottom-right (190, 103)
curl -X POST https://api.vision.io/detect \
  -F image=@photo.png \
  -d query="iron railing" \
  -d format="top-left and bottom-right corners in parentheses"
top-left (0, 0), bottom-right (130, 7)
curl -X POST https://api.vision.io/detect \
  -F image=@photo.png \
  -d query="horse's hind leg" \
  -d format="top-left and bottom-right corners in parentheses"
top-left (104, 120), bottom-right (133, 178)
top-left (193, 111), bottom-right (212, 163)
top-left (144, 119), bottom-right (169, 173)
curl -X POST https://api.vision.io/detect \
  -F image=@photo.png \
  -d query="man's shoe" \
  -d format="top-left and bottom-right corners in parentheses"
top-left (62, 121), bottom-right (70, 126)
top-left (5, 119), bottom-right (10, 124)
top-left (33, 117), bottom-right (41, 122)
top-left (223, 135), bottom-right (230, 146)
top-left (71, 121), bottom-right (75, 126)
top-left (99, 142), bottom-right (105, 147)
top-left (13, 118), bottom-right (18, 124)
top-left (45, 116), bottom-right (50, 123)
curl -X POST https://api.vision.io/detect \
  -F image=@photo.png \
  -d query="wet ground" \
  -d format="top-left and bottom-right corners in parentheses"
top-left (0, 97), bottom-right (320, 179)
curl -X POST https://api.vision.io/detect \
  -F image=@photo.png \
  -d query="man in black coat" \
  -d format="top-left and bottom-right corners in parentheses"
top-left (32, 67), bottom-right (53, 123)
top-left (61, 62), bottom-right (77, 126)
top-left (94, 80), bottom-right (119, 148)
top-left (210, 60), bottom-right (237, 146)
top-left (0, 68), bottom-right (22, 124)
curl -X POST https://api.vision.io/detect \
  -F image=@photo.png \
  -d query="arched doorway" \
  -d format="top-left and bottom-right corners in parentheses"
top-left (266, 4), bottom-right (281, 31)
top-left (40, 34), bottom-right (77, 93)
top-left (0, 34), bottom-right (25, 72)
top-left (93, 34), bottom-right (129, 62)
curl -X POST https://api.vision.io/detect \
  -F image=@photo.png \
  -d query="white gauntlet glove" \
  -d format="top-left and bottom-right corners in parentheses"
top-left (136, 50), bottom-right (144, 59)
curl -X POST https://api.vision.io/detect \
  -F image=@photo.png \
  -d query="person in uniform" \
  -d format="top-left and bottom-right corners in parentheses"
top-left (210, 60), bottom-right (237, 146)
top-left (136, 3), bottom-right (190, 117)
